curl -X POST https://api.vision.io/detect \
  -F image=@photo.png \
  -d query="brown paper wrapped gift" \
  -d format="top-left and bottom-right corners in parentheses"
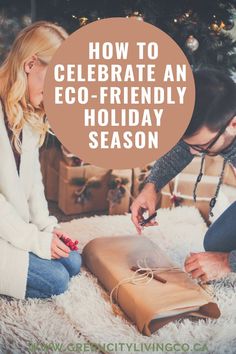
top-left (83, 236), bottom-right (220, 336)
top-left (58, 161), bottom-right (111, 215)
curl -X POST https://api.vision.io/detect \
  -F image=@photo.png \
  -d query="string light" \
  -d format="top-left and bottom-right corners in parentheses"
top-left (127, 11), bottom-right (144, 21)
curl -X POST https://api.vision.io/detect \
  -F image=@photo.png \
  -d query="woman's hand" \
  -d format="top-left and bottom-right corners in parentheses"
top-left (53, 228), bottom-right (76, 242)
top-left (51, 233), bottom-right (70, 259)
top-left (130, 182), bottom-right (158, 234)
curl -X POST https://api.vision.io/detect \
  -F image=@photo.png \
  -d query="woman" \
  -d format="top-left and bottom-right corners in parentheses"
top-left (0, 21), bottom-right (82, 300)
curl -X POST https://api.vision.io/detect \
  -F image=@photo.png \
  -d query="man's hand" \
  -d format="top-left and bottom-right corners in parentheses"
top-left (130, 183), bottom-right (158, 234)
top-left (51, 233), bottom-right (70, 259)
top-left (184, 251), bottom-right (231, 282)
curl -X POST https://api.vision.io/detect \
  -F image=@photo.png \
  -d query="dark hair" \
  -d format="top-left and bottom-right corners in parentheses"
top-left (184, 68), bottom-right (236, 138)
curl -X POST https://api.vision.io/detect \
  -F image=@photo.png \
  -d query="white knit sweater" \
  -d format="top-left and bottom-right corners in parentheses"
top-left (0, 102), bottom-right (58, 299)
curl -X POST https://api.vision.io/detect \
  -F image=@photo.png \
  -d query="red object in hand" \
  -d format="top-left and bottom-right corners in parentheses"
top-left (60, 235), bottom-right (79, 251)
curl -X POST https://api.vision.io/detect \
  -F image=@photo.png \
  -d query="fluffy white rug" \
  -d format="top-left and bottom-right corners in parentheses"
top-left (55, 206), bottom-right (236, 354)
top-left (0, 297), bottom-right (95, 354)
top-left (0, 206), bottom-right (236, 354)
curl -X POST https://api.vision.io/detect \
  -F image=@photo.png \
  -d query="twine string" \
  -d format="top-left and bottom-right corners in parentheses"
top-left (109, 258), bottom-right (181, 314)
top-left (109, 257), bottom-right (215, 315)
top-left (74, 177), bottom-right (100, 197)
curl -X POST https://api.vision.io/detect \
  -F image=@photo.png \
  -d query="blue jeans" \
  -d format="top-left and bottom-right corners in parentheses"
top-left (204, 201), bottom-right (236, 252)
top-left (25, 251), bottom-right (82, 299)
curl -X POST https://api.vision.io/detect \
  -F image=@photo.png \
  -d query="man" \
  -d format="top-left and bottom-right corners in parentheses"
top-left (131, 68), bottom-right (236, 282)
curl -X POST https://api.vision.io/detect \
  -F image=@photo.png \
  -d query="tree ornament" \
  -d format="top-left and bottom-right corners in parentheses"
top-left (79, 17), bottom-right (89, 27)
top-left (224, 18), bottom-right (234, 31)
top-left (22, 15), bottom-right (31, 26)
top-left (210, 22), bottom-right (219, 32)
top-left (185, 35), bottom-right (199, 52)
top-left (210, 13), bottom-right (226, 33)
top-left (210, 20), bottom-right (225, 33)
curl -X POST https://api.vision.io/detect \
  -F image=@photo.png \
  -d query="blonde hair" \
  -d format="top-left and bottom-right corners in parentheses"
top-left (0, 21), bottom-right (68, 152)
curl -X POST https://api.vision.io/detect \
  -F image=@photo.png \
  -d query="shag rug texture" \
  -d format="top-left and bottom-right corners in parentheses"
top-left (0, 206), bottom-right (236, 354)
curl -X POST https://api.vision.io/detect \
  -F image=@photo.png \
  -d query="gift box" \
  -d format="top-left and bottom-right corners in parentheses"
top-left (183, 156), bottom-right (236, 187)
top-left (160, 155), bottom-right (236, 223)
top-left (161, 173), bottom-right (231, 223)
top-left (204, 156), bottom-right (236, 187)
top-left (39, 145), bottom-right (62, 202)
top-left (182, 156), bottom-right (203, 175)
top-left (107, 169), bottom-right (132, 215)
top-left (58, 161), bottom-right (111, 215)
top-left (83, 235), bottom-right (220, 336)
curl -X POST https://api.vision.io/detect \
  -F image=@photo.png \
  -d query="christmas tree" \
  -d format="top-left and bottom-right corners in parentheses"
top-left (1, 1), bottom-right (235, 72)
top-left (35, 0), bottom-right (236, 74)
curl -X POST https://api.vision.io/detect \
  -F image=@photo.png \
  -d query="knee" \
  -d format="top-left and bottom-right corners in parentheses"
top-left (67, 251), bottom-right (82, 277)
top-left (50, 265), bottom-right (70, 296)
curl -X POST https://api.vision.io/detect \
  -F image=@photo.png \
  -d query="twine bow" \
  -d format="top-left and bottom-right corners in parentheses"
top-left (109, 258), bottom-right (181, 315)
top-left (73, 177), bottom-right (101, 204)
top-left (107, 177), bottom-right (134, 207)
